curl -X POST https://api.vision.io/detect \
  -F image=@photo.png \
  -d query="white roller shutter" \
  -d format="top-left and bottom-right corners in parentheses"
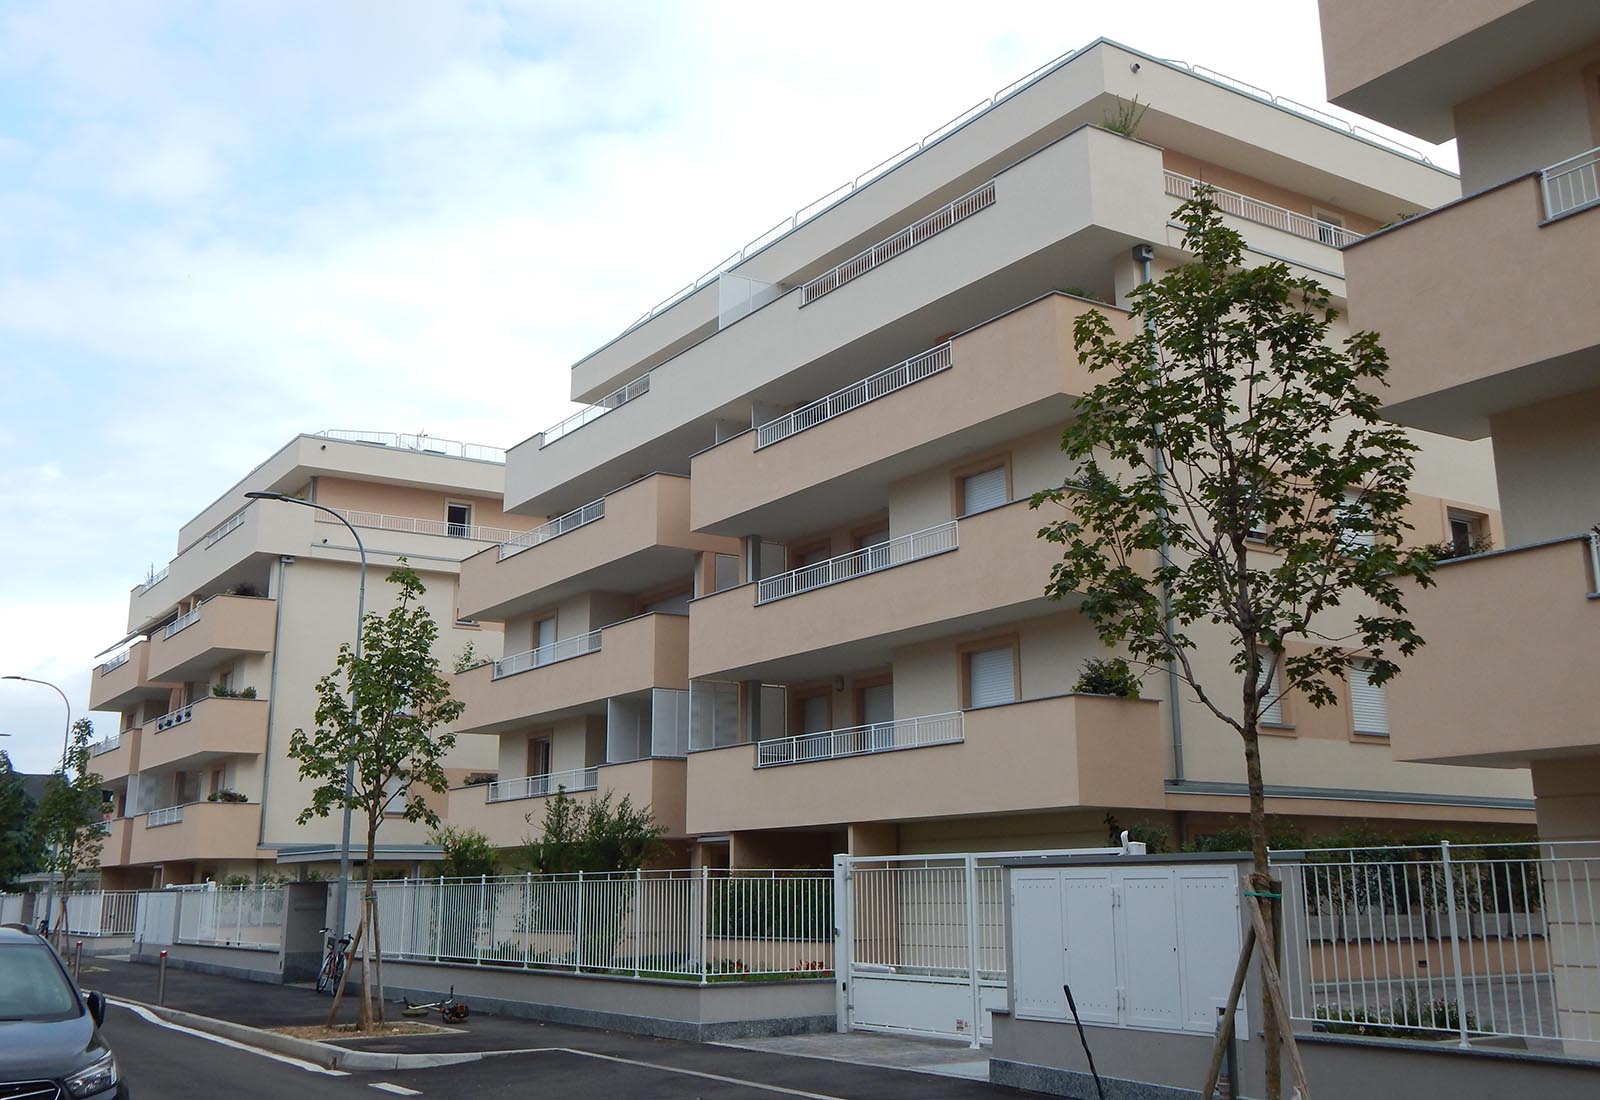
top-left (800, 694), bottom-right (830, 734)
top-left (1349, 661), bottom-right (1389, 735)
top-left (968, 646), bottom-right (1016, 708)
top-left (1257, 648), bottom-right (1283, 726)
top-left (961, 466), bottom-right (1008, 515)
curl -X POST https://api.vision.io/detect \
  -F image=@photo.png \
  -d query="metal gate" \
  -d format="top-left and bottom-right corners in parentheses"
top-left (833, 847), bottom-right (1130, 1046)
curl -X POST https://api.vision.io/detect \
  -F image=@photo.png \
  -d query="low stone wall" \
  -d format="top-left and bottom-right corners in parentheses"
top-left (131, 942), bottom-right (284, 985)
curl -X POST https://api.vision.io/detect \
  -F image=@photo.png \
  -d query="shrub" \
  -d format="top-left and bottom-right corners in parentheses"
top-left (429, 825), bottom-right (497, 878)
top-left (1073, 657), bottom-right (1141, 698)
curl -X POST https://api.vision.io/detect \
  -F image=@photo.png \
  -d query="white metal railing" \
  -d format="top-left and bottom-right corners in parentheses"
top-left (498, 498), bottom-right (605, 560)
top-left (174, 884), bottom-right (286, 949)
top-left (757, 521), bottom-right (958, 604)
top-left (90, 734), bottom-right (123, 756)
top-left (1274, 841), bottom-right (1600, 1051)
top-left (1541, 145), bottom-right (1600, 219)
top-left (98, 651), bottom-right (131, 675)
top-left (316, 430), bottom-right (505, 464)
top-left (136, 565), bottom-right (169, 594)
top-left (486, 766), bottom-right (599, 803)
top-left (323, 508), bottom-right (516, 544)
top-left (162, 606), bottom-right (201, 639)
top-left (801, 182), bottom-right (996, 304)
top-left (333, 869), bottom-right (834, 980)
top-left (205, 509), bottom-right (246, 547)
top-left (757, 343), bottom-right (953, 448)
top-left (62, 891), bottom-right (140, 937)
top-left (146, 805), bottom-right (185, 827)
top-left (152, 703), bottom-right (194, 731)
top-left (1164, 171), bottom-right (1362, 248)
top-left (492, 628), bottom-right (602, 679)
top-left (540, 373), bottom-right (651, 448)
top-left (758, 711), bottom-right (962, 767)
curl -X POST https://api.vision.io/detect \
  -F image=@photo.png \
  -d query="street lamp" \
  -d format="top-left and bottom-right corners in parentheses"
top-left (245, 491), bottom-right (366, 947)
top-left (2, 675), bottom-right (72, 767)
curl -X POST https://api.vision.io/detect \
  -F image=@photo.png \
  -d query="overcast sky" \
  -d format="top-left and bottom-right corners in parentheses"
top-left (0, 1), bottom-right (1454, 773)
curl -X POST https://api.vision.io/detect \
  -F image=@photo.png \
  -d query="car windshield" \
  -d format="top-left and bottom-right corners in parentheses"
top-left (0, 945), bottom-right (82, 1021)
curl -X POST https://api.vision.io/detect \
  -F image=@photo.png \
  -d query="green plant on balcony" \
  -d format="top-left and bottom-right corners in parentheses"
top-left (1101, 94), bottom-right (1149, 136)
top-left (206, 788), bottom-right (248, 803)
top-left (1420, 535), bottom-right (1493, 562)
top-left (1072, 657), bottom-right (1141, 698)
top-left (209, 683), bottom-right (258, 699)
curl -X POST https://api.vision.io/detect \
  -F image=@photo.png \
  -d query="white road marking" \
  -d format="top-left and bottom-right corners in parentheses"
top-left (481, 1048), bottom-right (851, 1100)
top-left (109, 1000), bottom-right (351, 1077)
top-left (369, 1085), bottom-right (422, 1096)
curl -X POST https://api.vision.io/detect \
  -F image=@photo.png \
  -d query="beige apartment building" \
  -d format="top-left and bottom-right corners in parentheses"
top-left (446, 38), bottom-right (1537, 869)
top-left (1318, 0), bottom-right (1600, 846)
top-left (89, 431), bottom-right (530, 888)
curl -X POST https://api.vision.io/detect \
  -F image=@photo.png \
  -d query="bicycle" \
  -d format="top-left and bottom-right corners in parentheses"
top-left (315, 927), bottom-right (353, 994)
top-left (400, 986), bottom-right (469, 1024)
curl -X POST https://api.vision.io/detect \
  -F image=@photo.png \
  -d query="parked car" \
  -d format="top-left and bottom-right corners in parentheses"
top-left (0, 924), bottom-right (127, 1098)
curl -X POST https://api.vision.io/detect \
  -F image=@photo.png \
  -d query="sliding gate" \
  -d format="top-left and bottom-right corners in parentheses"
top-left (833, 848), bottom-right (1127, 1045)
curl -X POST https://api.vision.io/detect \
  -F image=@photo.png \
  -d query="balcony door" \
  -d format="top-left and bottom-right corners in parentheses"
top-left (446, 502), bottom-right (472, 538)
top-left (526, 736), bottom-right (552, 789)
top-left (860, 681), bottom-right (894, 752)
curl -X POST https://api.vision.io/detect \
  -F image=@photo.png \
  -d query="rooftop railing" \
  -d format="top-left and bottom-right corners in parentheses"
top-left (1164, 171), bottom-right (1362, 248)
top-left (98, 651), bottom-right (132, 676)
top-left (801, 182), bottom-right (996, 304)
top-left (486, 766), bottom-right (599, 803)
top-left (539, 373), bottom-right (651, 448)
top-left (323, 508), bottom-right (517, 544)
top-left (756, 343), bottom-right (953, 449)
top-left (756, 521), bottom-right (958, 604)
top-left (316, 430), bottom-right (505, 464)
top-left (161, 607), bottom-right (201, 640)
top-left (135, 565), bottom-right (169, 595)
top-left (497, 498), bottom-right (605, 561)
top-left (1541, 145), bottom-right (1600, 220)
top-left (491, 628), bottom-right (603, 680)
top-left (757, 711), bottom-right (963, 767)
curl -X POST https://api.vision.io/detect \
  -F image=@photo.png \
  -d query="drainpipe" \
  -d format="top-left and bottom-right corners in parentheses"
top-left (1133, 243), bottom-right (1185, 783)
top-left (256, 555), bottom-right (291, 848)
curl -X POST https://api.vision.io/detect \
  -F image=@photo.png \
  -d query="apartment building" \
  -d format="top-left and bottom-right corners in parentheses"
top-left (1318, 1), bottom-right (1600, 845)
top-left (447, 38), bottom-right (1536, 870)
top-left (89, 431), bottom-right (530, 888)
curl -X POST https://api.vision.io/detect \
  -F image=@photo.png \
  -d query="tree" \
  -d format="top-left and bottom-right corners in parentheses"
top-left (521, 789), bottom-right (666, 875)
top-left (428, 825), bottom-right (497, 878)
top-left (1032, 189), bottom-right (1432, 1100)
top-left (34, 720), bottom-right (107, 943)
top-left (289, 561), bottom-right (464, 1029)
top-left (0, 750), bottom-right (44, 888)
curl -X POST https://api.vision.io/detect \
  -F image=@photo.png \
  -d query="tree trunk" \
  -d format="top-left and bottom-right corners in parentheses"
top-left (1242, 722), bottom-right (1281, 1100)
top-left (360, 829), bottom-right (377, 1030)
top-left (370, 829), bottom-right (385, 1024)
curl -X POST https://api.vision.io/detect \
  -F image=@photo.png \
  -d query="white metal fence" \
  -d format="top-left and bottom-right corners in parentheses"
top-left (205, 509), bottom-right (247, 547)
top-left (498, 498), bottom-right (605, 560)
top-left (1164, 171), bottom-right (1361, 248)
top-left (147, 805), bottom-right (185, 827)
top-left (99, 651), bottom-right (131, 674)
top-left (492, 628), bottom-right (602, 679)
top-left (1274, 842), bottom-right (1600, 1052)
top-left (316, 429), bottom-right (505, 464)
top-left (332, 870), bottom-right (834, 981)
top-left (758, 711), bottom-right (962, 767)
top-left (540, 373), bottom-right (652, 447)
top-left (324, 508), bottom-right (516, 544)
top-left (757, 521), bottom-right (958, 603)
top-left (172, 885), bottom-right (287, 949)
top-left (62, 891), bottom-right (140, 937)
top-left (486, 767), bottom-right (599, 803)
top-left (1542, 145), bottom-right (1600, 219)
top-left (757, 343), bottom-right (953, 448)
top-left (163, 606), bottom-right (201, 638)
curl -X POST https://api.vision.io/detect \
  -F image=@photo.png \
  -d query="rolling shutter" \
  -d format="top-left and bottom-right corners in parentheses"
top-left (1257, 648), bottom-right (1283, 725)
top-left (968, 646), bottom-right (1016, 708)
top-left (961, 466), bottom-right (1008, 515)
top-left (1349, 661), bottom-right (1389, 735)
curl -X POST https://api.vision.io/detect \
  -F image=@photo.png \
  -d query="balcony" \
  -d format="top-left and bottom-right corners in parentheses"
top-left (460, 474), bottom-right (739, 622)
top-left (451, 613), bottom-right (689, 736)
top-left (448, 757), bottom-right (688, 847)
top-left (1163, 171), bottom-right (1360, 248)
top-left (90, 728), bottom-right (140, 782)
top-left (139, 696), bottom-right (270, 772)
top-left (127, 800), bottom-right (263, 866)
top-left (689, 498), bottom-right (1089, 682)
top-left (756, 710), bottom-right (963, 767)
top-left (89, 640), bottom-right (174, 713)
top-left (324, 507), bottom-right (519, 544)
top-left (690, 292), bottom-right (1133, 535)
top-left (1344, 171), bottom-right (1600, 438)
top-left (685, 694), bottom-right (1164, 834)
top-left (98, 817), bottom-right (134, 868)
top-left (146, 595), bottom-right (276, 682)
top-left (1388, 536), bottom-right (1600, 767)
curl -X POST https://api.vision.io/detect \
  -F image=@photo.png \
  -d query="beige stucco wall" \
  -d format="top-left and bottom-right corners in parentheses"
top-left (1454, 40), bottom-right (1600, 192)
top-left (1320, 0), bottom-right (1530, 109)
top-left (1489, 385), bottom-right (1600, 544)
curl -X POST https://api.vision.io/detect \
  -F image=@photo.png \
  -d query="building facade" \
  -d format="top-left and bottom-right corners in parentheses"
top-left (440, 39), bottom-right (1539, 869)
top-left (90, 431), bottom-right (529, 888)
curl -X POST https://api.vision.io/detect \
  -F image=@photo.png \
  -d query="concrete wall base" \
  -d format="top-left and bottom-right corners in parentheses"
top-left (131, 949), bottom-right (284, 986)
top-left (990, 1058), bottom-right (1198, 1100)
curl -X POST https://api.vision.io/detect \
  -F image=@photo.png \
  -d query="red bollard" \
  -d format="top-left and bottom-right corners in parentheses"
top-left (158, 950), bottom-right (168, 1005)
top-left (74, 941), bottom-right (83, 982)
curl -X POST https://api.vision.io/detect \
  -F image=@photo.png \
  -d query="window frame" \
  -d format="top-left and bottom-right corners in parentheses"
top-left (960, 634), bottom-right (1021, 709)
top-left (951, 454), bottom-right (1013, 519)
top-left (1346, 659), bottom-right (1390, 739)
top-left (445, 500), bottom-right (474, 538)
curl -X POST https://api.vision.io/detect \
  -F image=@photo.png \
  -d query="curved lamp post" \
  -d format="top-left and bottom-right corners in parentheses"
top-left (2, 675), bottom-right (72, 768)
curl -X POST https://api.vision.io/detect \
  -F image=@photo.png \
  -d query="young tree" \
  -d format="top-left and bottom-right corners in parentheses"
top-left (0, 750), bottom-right (44, 888)
top-left (521, 789), bottom-right (666, 875)
top-left (1033, 190), bottom-right (1432, 1100)
top-left (34, 720), bottom-right (107, 943)
top-left (289, 562), bottom-right (464, 1029)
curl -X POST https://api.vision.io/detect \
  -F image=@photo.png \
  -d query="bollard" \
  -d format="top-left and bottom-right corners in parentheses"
top-left (158, 950), bottom-right (168, 1006)
top-left (74, 941), bottom-right (83, 982)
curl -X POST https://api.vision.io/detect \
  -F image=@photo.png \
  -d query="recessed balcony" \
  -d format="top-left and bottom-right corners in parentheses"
top-left (684, 694), bottom-right (1165, 834)
top-left (139, 696), bottom-right (270, 772)
top-left (448, 757), bottom-right (688, 847)
top-left (89, 641), bottom-right (175, 713)
top-left (127, 800), bottom-right (263, 866)
top-left (146, 594), bottom-right (276, 682)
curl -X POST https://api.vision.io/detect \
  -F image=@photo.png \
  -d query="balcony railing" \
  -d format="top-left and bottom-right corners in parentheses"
top-left (756, 521), bottom-right (958, 604)
top-left (162, 607), bottom-right (201, 639)
top-left (1542, 145), bottom-right (1600, 220)
top-left (485, 766), bottom-right (599, 803)
top-left (153, 703), bottom-right (195, 732)
top-left (324, 508), bottom-right (517, 544)
top-left (1164, 171), bottom-right (1361, 248)
top-left (497, 498), bottom-right (605, 561)
top-left (757, 711), bottom-right (963, 767)
top-left (491, 628), bottom-right (603, 680)
top-left (540, 373), bottom-right (651, 448)
top-left (136, 565), bottom-right (169, 594)
top-left (205, 509), bottom-right (246, 547)
top-left (756, 343), bottom-right (953, 449)
top-left (801, 181), bottom-right (997, 304)
top-left (90, 734), bottom-right (123, 757)
top-left (147, 805), bottom-right (185, 828)
top-left (98, 651), bottom-right (131, 675)
top-left (317, 429), bottom-right (505, 464)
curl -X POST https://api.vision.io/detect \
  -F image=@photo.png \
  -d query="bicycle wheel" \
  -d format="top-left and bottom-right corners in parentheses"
top-left (315, 958), bottom-right (332, 994)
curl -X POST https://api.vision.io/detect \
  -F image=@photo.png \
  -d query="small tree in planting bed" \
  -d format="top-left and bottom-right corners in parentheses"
top-left (35, 720), bottom-right (106, 944)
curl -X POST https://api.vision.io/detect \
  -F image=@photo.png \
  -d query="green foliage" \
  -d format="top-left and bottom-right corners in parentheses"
top-left (209, 683), bottom-right (258, 699)
top-left (520, 789), bottom-right (666, 875)
top-left (429, 825), bottom-right (498, 878)
top-left (706, 877), bottom-right (832, 941)
top-left (35, 721), bottom-right (105, 911)
top-left (1420, 535), bottom-right (1493, 562)
top-left (452, 643), bottom-right (482, 674)
top-left (1101, 94), bottom-right (1149, 136)
top-left (1073, 657), bottom-right (1141, 698)
top-left (0, 750), bottom-right (43, 887)
top-left (1315, 991), bottom-right (1478, 1039)
top-left (221, 873), bottom-right (252, 887)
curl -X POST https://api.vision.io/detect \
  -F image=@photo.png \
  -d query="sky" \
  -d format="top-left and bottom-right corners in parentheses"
top-left (0, 0), bottom-right (1456, 774)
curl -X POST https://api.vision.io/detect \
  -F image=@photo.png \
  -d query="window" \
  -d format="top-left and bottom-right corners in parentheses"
top-left (209, 768), bottom-right (225, 796)
top-left (712, 553), bottom-right (741, 593)
top-left (795, 690), bottom-right (831, 735)
top-left (533, 615), bottom-right (557, 661)
top-left (1256, 648), bottom-right (1284, 726)
top-left (1348, 661), bottom-right (1389, 736)
top-left (1447, 510), bottom-right (1487, 556)
top-left (966, 644), bottom-right (1017, 708)
top-left (1338, 490), bottom-right (1374, 550)
top-left (526, 736), bottom-right (551, 778)
top-left (382, 774), bottom-right (408, 814)
top-left (1312, 207), bottom-right (1346, 246)
top-left (960, 465), bottom-right (1008, 516)
top-left (446, 502), bottom-right (472, 538)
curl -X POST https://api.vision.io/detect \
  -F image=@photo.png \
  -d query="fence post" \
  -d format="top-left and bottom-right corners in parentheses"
top-left (574, 871), bottom-right (585, 973)
top-left (477, 874), bottom-right (488, 965)
top-left (833, 855), bottom-right (850, 1034)
top-left (523, 872), bottom-right (531, 969)
top-left (1439, 841), bottom-right (1472, 1048)
top-left (699, 866), bottom-right (709, 985)
top-left (633, 868), bottom-right (642, 979)
top-left (964, 854), bottom-right (982, 1050)
top-left (432, 876), bottom-right (443, 962)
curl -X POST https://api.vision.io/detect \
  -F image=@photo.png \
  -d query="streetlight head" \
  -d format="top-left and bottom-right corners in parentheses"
top-left (244, 491), bottom-right (286, 501)
top-left (3, 675), bottom-right (24, 681)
